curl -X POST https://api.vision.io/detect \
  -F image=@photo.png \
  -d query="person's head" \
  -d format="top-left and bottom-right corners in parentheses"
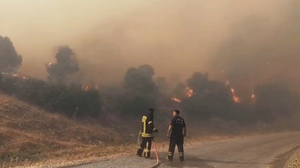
top-left (148, 108), bottom-right (155, 115)
top-left (173, 110), bottom-right (180, 117)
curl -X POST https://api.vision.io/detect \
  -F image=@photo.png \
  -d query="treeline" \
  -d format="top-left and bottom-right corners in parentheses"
top-left (180, 73), bottom-right (300, 124)
top-left (0, 36), bottom-right (102, 118)
top-left (0, 74), bottom-right (102, 118)
top-left (114, 66), bottom-right (300, 126)
top-left (1, 35), bottom-right (299, 125)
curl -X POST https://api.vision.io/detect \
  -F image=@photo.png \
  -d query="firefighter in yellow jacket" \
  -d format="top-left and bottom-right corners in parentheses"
top-left (136, 108), bottom-right (158, 158)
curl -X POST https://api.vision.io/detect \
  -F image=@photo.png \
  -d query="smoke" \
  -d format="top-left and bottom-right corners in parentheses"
top-left (0, 0), bottom-right (299, 90)
top-left (47, 46), bottom-right (79, 83)
top-left (0, 36), bottom-right (22, 73)
top-left (211, 1), bottom-right (300, 97)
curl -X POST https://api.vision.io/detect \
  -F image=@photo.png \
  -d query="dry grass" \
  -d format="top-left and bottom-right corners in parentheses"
top-left (0, 93), bottom-right (294, 168)
top-left (0, 94), bottom-right (130, 168)
top-left (0, 93), bottom-right (248, 168)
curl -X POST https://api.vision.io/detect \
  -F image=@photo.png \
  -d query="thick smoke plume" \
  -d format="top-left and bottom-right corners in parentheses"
top-left (0, 0), bottom-right (299, 96)
top-left (211, 1), bottom-right (300, 99)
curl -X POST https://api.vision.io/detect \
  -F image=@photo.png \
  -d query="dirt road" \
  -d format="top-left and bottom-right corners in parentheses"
top-left (73, 132), bottom-right (300, 168)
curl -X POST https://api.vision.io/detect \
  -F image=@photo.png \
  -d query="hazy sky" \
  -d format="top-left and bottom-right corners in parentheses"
top-left (0, 0), bottom-right (299, 88)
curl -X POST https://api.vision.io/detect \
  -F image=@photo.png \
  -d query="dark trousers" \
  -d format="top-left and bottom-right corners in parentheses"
top-left (168, 136), bottom-right (184, 160)
top-left (137, 137), bottom-right (152, 158)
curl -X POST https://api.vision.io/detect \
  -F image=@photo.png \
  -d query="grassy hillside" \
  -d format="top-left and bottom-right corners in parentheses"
top-left (0, 93), bottom-right (134, 168)
top-left (1, 91), bottom-right (296, 168)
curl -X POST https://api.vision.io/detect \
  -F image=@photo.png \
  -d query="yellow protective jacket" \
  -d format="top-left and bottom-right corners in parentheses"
top-left (141, 114), bottom-right (156, 138)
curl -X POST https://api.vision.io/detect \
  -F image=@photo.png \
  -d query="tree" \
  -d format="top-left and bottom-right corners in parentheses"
top-left (187, 72), bottom-right (209, 93)
top-left (47, 46), bottom-right (79, 83)
top-left (182, 72), bottom-right (234, 120)
top-left (173, 82), bottom-right (186, 98)
top-left (121, 64), bottom-right (158, 118)
top-left (124, 64), bottom-right (157, 96)
top-left (0, 36), bottom-right (22, 73)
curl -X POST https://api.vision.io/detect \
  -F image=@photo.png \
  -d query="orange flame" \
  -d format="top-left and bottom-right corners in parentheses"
top-left (226, 80), bottom-right (240, 103)
top-left (233, 96), bottom-right (240, 103)
top-left (82, 83), bottom-right (99, 91)
top-left (251, 94), bottom-right (256, 103)
top-left (82, 85), bottom-right (89, 91)
top-left (11, 73), bottom-right (28, 80)
top-left (172, 97), bottom-right (181, 103)
top-left (231, 88), bottom-right (235, 95)
top-left (185, 87), bottom-right (194, 98)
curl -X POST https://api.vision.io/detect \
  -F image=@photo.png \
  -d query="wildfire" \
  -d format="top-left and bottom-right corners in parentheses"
top-left (231, 88), bottom-right (235, 95)
top-left (226, 80), bottom-right (240, 103)
top-left (251, 94), bottom-right (256, 102)
top-left (82, 83), bottom-right (99, 91)
top-left (185, 87), bottom-right (194, 98)
top-left (171, 97), bottom-right (181, 103)
top-left (82, 85), bottom-right (90, 91)
top-left (233, 95), bottom-right (241, 103)
top-left (231, 89), bottom-right (240, 103)
top-left (11, 73), bottom-right (28, 79)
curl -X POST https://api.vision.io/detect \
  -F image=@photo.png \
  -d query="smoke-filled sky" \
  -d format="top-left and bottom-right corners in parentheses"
top-left (0, 0), bottom-right (299, 89)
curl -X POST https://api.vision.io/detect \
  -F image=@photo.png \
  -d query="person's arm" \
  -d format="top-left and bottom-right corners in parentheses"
top-left (183, 119), bottom-right (187, 137)
top-left (167, 118), bottom-right (176, 138)
top-left (153, 122), bottom-right (158, 133)
top-left (139, 121), bottom-right (143, 135)
top-left (167, 125), bottom-right (172, 138)
top-left (183, 127), bottom-right (187, 137)
top-left (148, 117), bottom-right (158, 133)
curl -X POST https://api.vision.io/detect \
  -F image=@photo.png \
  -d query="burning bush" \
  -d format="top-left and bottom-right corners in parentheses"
top-left (0, 74), bottom-right (102, 118)
top-left (176, 72), bottom-right (235, 121)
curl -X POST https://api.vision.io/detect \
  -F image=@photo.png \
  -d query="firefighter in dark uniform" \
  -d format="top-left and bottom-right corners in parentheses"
top-left (167, 110), bottom-right (186, 161)
top-left (136, 108), bottom-right (158, 158)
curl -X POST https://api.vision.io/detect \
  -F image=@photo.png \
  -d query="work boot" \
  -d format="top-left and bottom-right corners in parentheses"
top-left (136, 149), bottom-right (143, 157)
top-left (166, 156), bottom-right (173, 161)
top-left (167, 152), bottom-right (173, 161)
top-left (179, 152), bottom-right (184, 161)
top-left (144, 152), bottom-right (151, 159)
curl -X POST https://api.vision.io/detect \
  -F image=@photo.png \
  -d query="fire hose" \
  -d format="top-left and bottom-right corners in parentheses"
top-left (137, 132), bottom-right (161, 168)
top-left (150, 139), bottom-right (161, 168)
